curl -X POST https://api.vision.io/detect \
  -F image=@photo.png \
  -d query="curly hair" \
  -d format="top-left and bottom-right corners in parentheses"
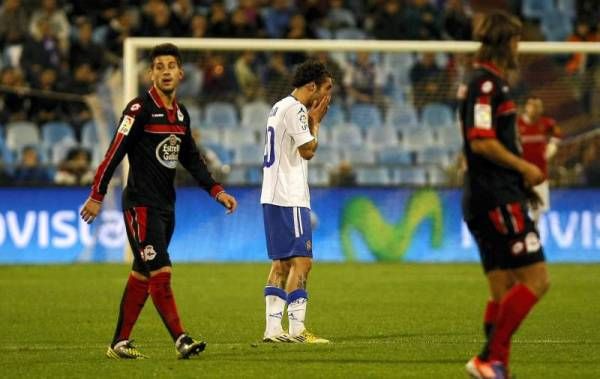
top-left (150, 43), bottom-right (182, 67)
top-left (292, 60), bottom-right (332, 88)
top-left (475, 11), bottom-right (522, 71)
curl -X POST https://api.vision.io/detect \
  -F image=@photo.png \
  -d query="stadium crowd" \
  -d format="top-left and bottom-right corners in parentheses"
top-left (0, 0), bottom-right (598, 187)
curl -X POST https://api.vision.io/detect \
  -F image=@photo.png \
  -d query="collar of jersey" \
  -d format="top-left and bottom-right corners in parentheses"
top-left (473, 61), bottom-right (504, 79)
top-left (148, 85), bottom-right (179, 112)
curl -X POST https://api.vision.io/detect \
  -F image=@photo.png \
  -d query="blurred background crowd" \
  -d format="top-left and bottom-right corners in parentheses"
top-left (0, 0), bottom-right (598, 188)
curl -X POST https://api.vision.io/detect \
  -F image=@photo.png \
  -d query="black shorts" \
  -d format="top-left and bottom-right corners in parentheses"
top-left (467, 201), bottom-right (545, 273)
top-left (123, 206), bottom-right (174, 275)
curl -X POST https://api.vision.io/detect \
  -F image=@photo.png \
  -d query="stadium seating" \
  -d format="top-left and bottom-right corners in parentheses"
top-left (378, 147), bottom-right (413, 165)
top-left (241, 101), bottom-right (271, 130)
top-left (421, 103), bottom-right (454, 129)
top-left (402, 127), bottom-right (435, 150)
top-left (5, 121), bottom-right (40, 153)
top-left (321, 103), bottom-right (346, 127)
top-left (385, 105), bottom-right (419, 129)
top-left (233, 144), bottom-right (263, 165)
top-left (416, 146), bottom-right (451, 167)
top-left (334, 28), bottom-right (367, 40)
top-left (330, 123), bottom-right (363, 147)
top-left (81, 121), bottom-right (99, 149)
top-left (356, 167), bottom-right (390, 185)
top-left (343, 146), bottom-right (376, 164)
top-left (204, 102), bottom-right (239, 129)
top-left (50, 139), bottom-right (78, 165)
top-left (308, 166), bottom-right (329, 186)
top-left (222, 128), bottom-right (258, 148)
top-left (204, 143), bottom-right (232, 165)
top-left (312, 146), bottom-right (342, 167)
top-left (435, 125), bottom-right (463, 149)
top-left (522, 0), bottom-right (554, 19)
top-left (349, 103), bottom-right (383, 130)
top-left (178, 63), bottom-right (203, 100)
top-left (391, 166), bottom-right (427, 186)
top-left (226, 166), bottom-right (247, 184)
top-left (197, 126), bottom-right (221, 145)
top-left (41, 121), bottom-right (76, 149)
top-left (427, 166), bottom-right (448, 186)
top-left (365, 126), bottom-right (400, 148)
top-left (185, 103), bottom-right (203, 128)
top-left (541, 9), bottom-right (573, 41)
top-left (247, 167), bottom-right (262, 185)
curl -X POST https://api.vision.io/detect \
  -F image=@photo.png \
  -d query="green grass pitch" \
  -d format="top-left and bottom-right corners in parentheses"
top-left (1, 263), bottom-right (599, 378)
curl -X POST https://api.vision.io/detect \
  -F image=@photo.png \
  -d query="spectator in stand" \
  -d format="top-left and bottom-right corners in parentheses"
top-left (325, 0), bottom-right (356, 31)
top-left (200, 53), bottom-right (238, 104)
top-left (21, 17), bottom-right (64, 82)
top-left (140, 0), bottom-right (186, 37)
top-left (234, 50), bottom-right (263, 101)
top-left (405, 0), bottom-right (441, 40)
top-left (582, 140), bottom-right (600, 186)
top-left (14, 145), bottom-right (51, 186)
top-left (70, 17), bottom-right (106, 74)
top-left (29, 0), bottom-right (70, 53)
top-left (0, 0), bottom-right (29, 49)
top-left (189, 13), bottom-right (208, 38)
top-left (565, 18), bottom-right (599, 114)
top-left (264, 52), bottom-right (291, 105)
top-left (29, 68), bottom-right (65, 124)
top-left (297, 0), bottom-right (328, 32)
top-left (0, 156), bottom-right (11, 185)
top-left (284, 13), bottom-right (315, 66)
top-left (409, 52), bottom-right (445, 114)
top-left (0, 67), bottom-right (30, 123)
top-left (104, 8), bottom-right (139, 62)
top-left (171, 0), bottom-right (195, 31)
top-left (66, 63), bottom-right (95, 130)
top-left (442, 0), bottom-right (472, 40)
top-left (54, 146), bottom-right (94, 186)
top-left (230, 7), bottom-right (260, 38)
top-left (372, 0), bottom-right (408, 40)
top-left (206, 1), bottom-right (231, 37)
top-left (329, 160), bottom-right (357, 187)
top-left (264, 0), bottom-right (293, 38)
top-left (238, 0), bottom-right (266, 37)
top-left (343, 51), bottom-right (385, 108)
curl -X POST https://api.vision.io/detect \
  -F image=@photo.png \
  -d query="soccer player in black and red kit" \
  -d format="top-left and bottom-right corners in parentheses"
top-left (80, 43), bottom-right (237, 359)
top-left (460, 12), bottom-right (550, 379)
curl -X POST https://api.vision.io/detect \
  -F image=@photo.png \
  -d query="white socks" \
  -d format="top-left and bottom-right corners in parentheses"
top-left (264, 286), bottom-right (287, 336)
top-left (287, 289), bottom-right (308, 336)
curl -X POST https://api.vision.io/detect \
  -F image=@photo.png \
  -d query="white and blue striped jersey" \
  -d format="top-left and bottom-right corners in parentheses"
top-left (260, 95), bottom-right (314, 208)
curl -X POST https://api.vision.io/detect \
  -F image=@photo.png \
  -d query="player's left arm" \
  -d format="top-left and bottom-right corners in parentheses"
top-left (178, 109), bottom-right (237, 213)
top-left (545, 119), bottom-right (561, 160)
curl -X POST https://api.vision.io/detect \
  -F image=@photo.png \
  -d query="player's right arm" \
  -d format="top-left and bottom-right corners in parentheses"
top-left (465, 81), bottom-right (543, 187)
top-left (297, 95), bottom-right (331, 160)
top-left (80, 99), bottom-right (146, 224)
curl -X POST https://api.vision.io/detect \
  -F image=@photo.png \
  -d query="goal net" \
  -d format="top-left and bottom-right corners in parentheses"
top-left (120, 38), bottom-right (600, 188)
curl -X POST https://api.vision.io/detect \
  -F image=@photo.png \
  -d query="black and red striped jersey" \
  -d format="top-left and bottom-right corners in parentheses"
top-left (90, 86), bottom-right (223, 211)
top-left (458, 61), bottom-right (526, 218)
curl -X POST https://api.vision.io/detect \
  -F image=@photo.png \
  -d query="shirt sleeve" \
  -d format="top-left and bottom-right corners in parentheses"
top-left (285, 103), bottom-right (314, 150)
top-left (546, 118), bottom-right (561, 139)
top-left (89, 99), bottom-right (145, 202)
top-left (465, 79), bottom-right (499, 141)
top-left (178, 109), bottom-right (224, 198)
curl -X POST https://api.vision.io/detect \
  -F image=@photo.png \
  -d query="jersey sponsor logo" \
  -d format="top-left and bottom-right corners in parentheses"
top-left (130, 103), bottom-right (141, 112)
top-left (177, 109), bottom-right (184, 122)
top-left (118, 115), bottom-right (135, 135)
top-left (269, 106), bottom-right (278, 117)
top-left (480, 80), bottom-right (494, 94)
top-left (474, 104), bottom-right (492, 129)
top-left (152, 113), bottom-right (164, 118)
top-left (155, 134), bottom-right (181, 169)
top-left (142, 245), bottom-right (157, 261)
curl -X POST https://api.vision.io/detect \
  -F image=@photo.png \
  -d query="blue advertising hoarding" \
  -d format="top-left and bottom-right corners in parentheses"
top-left (0, 187), bottom-right (599, 263)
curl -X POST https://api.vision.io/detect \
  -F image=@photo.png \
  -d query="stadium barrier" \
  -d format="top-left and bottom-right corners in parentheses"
top-left (1, 187), bottom-right (599, 264)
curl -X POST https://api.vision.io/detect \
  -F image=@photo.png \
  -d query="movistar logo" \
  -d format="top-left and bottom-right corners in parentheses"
top-left (340, 190), bottom-right (443, 261)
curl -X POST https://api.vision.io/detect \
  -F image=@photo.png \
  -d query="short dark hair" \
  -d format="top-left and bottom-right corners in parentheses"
top-left (292, 60), bottom-right (332, 88)
top-left (150, 43), bottom-right (182, 67)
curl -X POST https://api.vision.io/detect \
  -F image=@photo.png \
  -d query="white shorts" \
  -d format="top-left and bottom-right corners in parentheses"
top-left (532, 180), bottom-right (550, 212)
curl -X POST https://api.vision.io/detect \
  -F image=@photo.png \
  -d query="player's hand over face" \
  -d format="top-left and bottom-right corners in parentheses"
top-left (217, 192), bottom-right (238, 214)
top-left (308, 95), bottom-right (331, 124)
top-left (521, 161), bottom-right (545, 187)
top-left (80, 198), bottom-right (102, 224)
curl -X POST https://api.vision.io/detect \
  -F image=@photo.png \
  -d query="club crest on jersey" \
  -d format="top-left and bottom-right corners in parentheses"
top-left (480, 80), bottom-right (494, 93)
top-left (156, 134), bottom-right (181, 169)
top-left (299, 113), bottom-right (308, 130)
top-left (142, 245), bottom-right (157, 261)
top-left (177, 109), bottom-right (184, 122)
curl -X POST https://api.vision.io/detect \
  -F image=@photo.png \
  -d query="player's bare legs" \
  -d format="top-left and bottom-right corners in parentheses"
top-left (263, 260), bottom-right (291, 341)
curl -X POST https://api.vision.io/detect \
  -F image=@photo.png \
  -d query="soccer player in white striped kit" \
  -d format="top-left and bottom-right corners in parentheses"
top-left (261, 60), bottom-right (332, 343)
